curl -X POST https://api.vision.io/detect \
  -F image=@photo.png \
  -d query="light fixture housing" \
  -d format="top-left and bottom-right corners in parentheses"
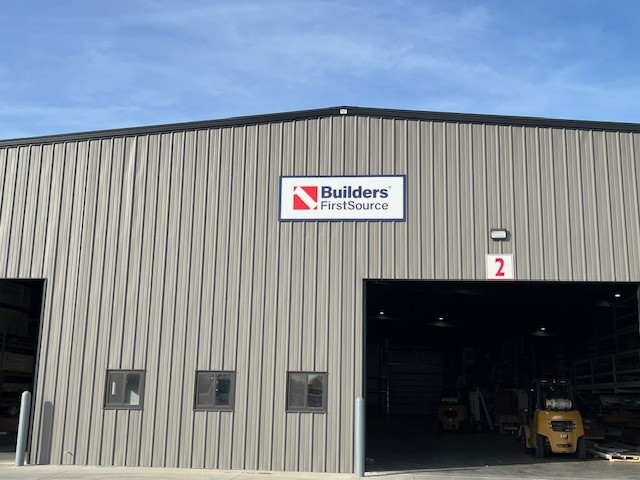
top-left (490, 228), bottom-right (509, 241)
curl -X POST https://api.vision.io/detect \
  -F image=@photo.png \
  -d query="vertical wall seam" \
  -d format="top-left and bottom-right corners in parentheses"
top-left (603, 133), bottom-right (618, 279)
top-left (574, 131), bottom-right (587, 278)
top-left (119, 138), bottom-right (139, 366)
top-left (28, 146), bottom-right (44, 275)
top-left (494, 127), bottom-right (502, 250)
top-left (49, 142), bottom-right (71, 464)
top-left (16, 146), bottom-right (33, 273)
top-left (176, 132), bottom-right (196, 467)
top-left (561, 130), bottom-right (572, 279)
top-left (629, 134), bottom-right (640, 277)
top-left (268, 123), bottom-right (280, 472)
top-left (470, 125), bottom-right (477, 278)
top-left (4, 148), bottom-right (20, 272)
top-left (534, 128), bottom-right (544, 278)
top-left (456, 124), bottom-right (463, 275)
top-left (163, 132), bottom-right (185, 467)
top-left (548, 130), bottom-right (560, 279)
top-left (149, 133), bottom-right (174, 467)
top-left (191, 129), bottom-right (211, 468)
top-left (587, 132), bottom-right (602, 279)
top-left (237, 125), bottom-right (253, 469)
top-left (63, 141), bottom-right (91, 463)
top-left (0, 149), bottom-right (8, 246)
top-left (131, 136), bottom-right (149, 464)
top-left (482, 126), bottom-right (489, 265)
top-left (251, 124), bottom-right (265, 470)
top-left (211, 123), bottom-right (223, 457)
top-left (508, 126), bottom-right (516, 266)
top-left (107, 139), bottom-right (128, 465)
top-left (614, 133), bottom-right (630, 280)
top-left (521, 129), bottom-right (531, 276)
top-left (75, 141), bottom-right (101, 464)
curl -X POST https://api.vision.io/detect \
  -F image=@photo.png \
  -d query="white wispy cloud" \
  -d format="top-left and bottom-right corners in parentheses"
top-left (1, 0), bottom-right (639, 138)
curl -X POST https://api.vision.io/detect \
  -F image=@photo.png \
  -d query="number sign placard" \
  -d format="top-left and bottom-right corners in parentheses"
top-left (485, 254), bottom-right (514, 280)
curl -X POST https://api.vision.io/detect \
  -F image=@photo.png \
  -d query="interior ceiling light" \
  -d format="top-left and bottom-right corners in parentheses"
top-left (540, 326), bottom-right (546, 331)
top-left (614, 293), bottom-right (621, 298)
top-left (379, 310), bottom-right (385, 315)
top-left (438, 317), bottom-right (444, 321)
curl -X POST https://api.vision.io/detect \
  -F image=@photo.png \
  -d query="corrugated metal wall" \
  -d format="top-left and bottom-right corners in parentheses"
top-left (1, 114), bottom-right (640, 473)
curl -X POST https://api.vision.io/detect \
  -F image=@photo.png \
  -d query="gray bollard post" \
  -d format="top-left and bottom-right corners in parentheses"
top-left (354, 396), bottom-right (365, 477)
top-left (15, 391), bottom-right (31, 466)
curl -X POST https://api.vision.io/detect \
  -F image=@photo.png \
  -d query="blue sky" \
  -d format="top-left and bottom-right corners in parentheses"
top-left (2, 0), bottom-right (640, 139)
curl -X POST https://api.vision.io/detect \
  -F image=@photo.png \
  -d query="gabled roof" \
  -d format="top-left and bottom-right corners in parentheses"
top-left (2, 106), bottom-right (640, 147)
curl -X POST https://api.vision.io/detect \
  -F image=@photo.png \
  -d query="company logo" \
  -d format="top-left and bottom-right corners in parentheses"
top-left (280, 175), bottom-right (406, 221)
top-left (293, 186), bottom-right (318, 210)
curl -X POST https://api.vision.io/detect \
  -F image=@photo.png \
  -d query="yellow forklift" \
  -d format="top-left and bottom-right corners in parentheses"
top-left (522, 379), bottom-right (586, 458)
top-left (437, 397), bottom-right (472, 433)
top-left (437, 384), bottom-right (472, 433)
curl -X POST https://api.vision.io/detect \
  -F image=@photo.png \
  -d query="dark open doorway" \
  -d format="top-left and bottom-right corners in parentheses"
top-left (364, 280), bottom-right (640, 473)
top-left (0, 279), bottom-right (45, 452)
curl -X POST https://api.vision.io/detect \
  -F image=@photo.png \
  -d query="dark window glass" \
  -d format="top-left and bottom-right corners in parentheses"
top-left (195, 371), bottom-right (235, 410)
top-left (288, 373), bottom-right (307, 408)
top-left (287, 372), bottom-right (327, 412)
top-left (105, 371), bottom-right (145, 409)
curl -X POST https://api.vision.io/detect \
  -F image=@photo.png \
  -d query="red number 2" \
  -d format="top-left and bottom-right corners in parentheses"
top-left (495, 258), bottom-right (505, 277)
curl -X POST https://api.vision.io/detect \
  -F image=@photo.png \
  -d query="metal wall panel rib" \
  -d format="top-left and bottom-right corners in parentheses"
top-left (605, 132), bottom-right (628, 280)
top-left (17, 146), bottom-right (37, 276)
top-left (168, 131), bottom-right (194, 469)
top-left (180, 130), bottom-right (204, 469)
top-left (624, 134), bottom-right (640, 278)
top-left (1, 113), bottom-right (640, 475)
top-left (0, 148), bottom-right (17, 273)
top-left (566, 131), bottom-right (588, 278)
top-left (60, 140), bottom-right (90, 466)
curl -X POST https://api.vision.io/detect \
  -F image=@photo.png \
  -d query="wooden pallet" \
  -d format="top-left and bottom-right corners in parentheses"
top-left (587, 442), bottom-right (640, 462)
top-left (495, 414), bottom-right (520, 434)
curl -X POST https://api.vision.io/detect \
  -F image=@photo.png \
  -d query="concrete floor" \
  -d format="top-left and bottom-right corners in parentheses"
top-left (365, 415), bottom-right (640, 479)
top-left (0, 416), bottom-right (637, 479)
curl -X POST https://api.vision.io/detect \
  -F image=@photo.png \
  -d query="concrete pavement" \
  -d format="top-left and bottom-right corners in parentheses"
top-left (1, 452), bottom-right (639, 480)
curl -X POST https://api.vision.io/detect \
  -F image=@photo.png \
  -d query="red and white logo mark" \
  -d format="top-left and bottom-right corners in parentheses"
top-left (293, 186), bottom-right (318, 210)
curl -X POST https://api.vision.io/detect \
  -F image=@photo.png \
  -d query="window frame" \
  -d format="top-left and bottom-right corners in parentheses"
top-left (194, 370), bottom-right (236, 411)
top-left (104, 370), bottom-right (145, 410)
top-left (286, 371), bottom-right (328, 413)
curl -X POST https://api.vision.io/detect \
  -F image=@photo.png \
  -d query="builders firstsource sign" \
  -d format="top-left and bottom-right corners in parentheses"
top-left (279, 175), bottom-right (406, 221)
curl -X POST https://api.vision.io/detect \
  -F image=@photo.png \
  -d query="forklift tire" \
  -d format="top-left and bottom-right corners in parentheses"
top-left (535, 434), bottom-right (546, 459)
top-left (577, 436), bottom-right (586, 459)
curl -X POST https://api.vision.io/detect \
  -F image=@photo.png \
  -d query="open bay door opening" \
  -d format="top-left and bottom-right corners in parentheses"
top-left (364, 280), bottom-right (640, 474)
top-left (0, 280), bottom-right (45, 453)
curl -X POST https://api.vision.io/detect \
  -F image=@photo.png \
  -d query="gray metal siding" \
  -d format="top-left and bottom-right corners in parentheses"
top-left (1, 114), bottom-right (639, 473)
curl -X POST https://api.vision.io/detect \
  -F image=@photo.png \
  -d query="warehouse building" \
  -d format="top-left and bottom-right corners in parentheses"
top-left (0, 106), bottom-right (639, 474)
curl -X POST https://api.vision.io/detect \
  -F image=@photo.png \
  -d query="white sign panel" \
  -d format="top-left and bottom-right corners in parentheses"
top-left (279, 175), bottom-right (406, 221)
top-left (485, 254), bottom-right (514, 280)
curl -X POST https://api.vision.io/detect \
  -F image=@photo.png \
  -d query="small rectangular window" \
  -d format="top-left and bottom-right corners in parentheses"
top-left (287, 372), bottom-right (327, 412)
top-left (195, 371), bottom-right (236, 410)
top-left (105, 370), bottom-right (145, 409)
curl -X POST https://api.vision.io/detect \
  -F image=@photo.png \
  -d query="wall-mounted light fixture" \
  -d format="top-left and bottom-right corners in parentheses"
top-left (490, 228), bottom-right (509, 241)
